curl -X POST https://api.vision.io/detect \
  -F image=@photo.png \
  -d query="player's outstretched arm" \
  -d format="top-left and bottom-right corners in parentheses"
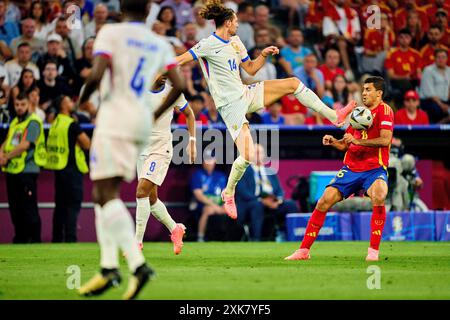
top-left (344, 129), bottom-right (392, 147)
top-left (240, 46), bottom-right (279, 76)
top-left (323, 135), bottom-right (348, 152)
top-left (154, 67), bottom-right (186, 120)
top-left (79, 55), bottom-right (109, 105)
top-left (176, 51), bottom-right (195, 66)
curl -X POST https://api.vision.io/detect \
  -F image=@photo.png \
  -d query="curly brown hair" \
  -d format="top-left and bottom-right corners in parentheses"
top-left (199, 0), bottom-right (235, 28)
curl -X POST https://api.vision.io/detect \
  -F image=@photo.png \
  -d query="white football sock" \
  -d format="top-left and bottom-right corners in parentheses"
top-left (102, 199), bottom-right (145, 273)
top-left (95, 204), bottom-right (119, 270)
top-left (225, 156), bottom-right (250, 196)
top-left (151, 199), bottom-right (177, 233)
top-left (294, 82), bottom-right (337, 123)
top-left (135, 197), bottom-right (151, 244)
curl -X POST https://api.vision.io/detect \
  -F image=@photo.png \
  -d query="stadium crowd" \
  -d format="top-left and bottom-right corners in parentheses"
top-left (0, 0), bottom-right (449, 127)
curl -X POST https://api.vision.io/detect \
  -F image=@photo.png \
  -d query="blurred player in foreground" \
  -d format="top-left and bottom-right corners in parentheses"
top-left (77, 0), bottom-right (185, 299)
top-left (285, 76), bottom-right (394, 262)
top-left (171, 0), bottom-right (356, 221)
top-left (135, 75), bottom-right (196, 254)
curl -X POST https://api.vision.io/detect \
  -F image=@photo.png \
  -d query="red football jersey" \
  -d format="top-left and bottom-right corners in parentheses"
top-left (343, 102), bottom-right (394, 172)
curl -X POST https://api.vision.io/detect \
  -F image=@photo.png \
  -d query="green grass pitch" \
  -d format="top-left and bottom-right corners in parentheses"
top-left (0, 242), bottom-right (449, 300)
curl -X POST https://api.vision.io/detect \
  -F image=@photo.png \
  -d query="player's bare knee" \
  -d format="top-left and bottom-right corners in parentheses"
top-left (289, 77), bottom-right (301, 92)
top-left (149, 188), bottom-right (158, 205)
top-left (371, 191), bottom-right (387, 206)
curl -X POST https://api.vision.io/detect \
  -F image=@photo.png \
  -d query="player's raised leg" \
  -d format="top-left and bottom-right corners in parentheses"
top-left (222, 123), bottom-right (255, 219)
top-left (285, 186), bottom-right (342, 260)
top-left (365, 179), bottom-right (389, 261)
top-left (263, 77), bottom-right (356, 126)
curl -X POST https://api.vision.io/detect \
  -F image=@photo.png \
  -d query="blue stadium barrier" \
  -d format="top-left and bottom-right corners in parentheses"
top-left (286, 211), bottom-right (450, 242)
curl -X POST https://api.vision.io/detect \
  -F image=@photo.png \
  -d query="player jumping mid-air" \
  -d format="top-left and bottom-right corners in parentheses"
top-left (77, 0), bottom-right (185, 299)
top-left (135, 75), bottom-right (196, 254)
top-left (168, 0), bottom-right (357, 220)
top-left (285, 76), bottom-right (394, 262)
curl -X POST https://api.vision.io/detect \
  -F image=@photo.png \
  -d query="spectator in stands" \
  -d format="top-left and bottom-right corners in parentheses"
top-left (280, 28), bottom-right (312, 76)
top-left (393, 0), bottom-right (429, 32)
top-left (192, 4), bottom-right (215, 41)
top-left (179, 63), bottom-right (200, 99)
top-left (52, 1), bottom-right (85, 48)
top-left (75, 0), bottom-right (95, 21)
top-left (262, 102), bottom-right (285, 125)
top-left (157, 5), bottom-right (179, 38)
top-left (435, 9), bottom-right (449, 47)
top-left (37, 59), bottom-right (71, 112)
top-left (37, 33), bottom-right (76, 84)
top-left (46, 95), bottom-right (90, 243)
top-left (405, 9), bottom-right (425, 50)
top-left (0, 0), bottom-right (20, 45)
top-left (322, 0), bottom-right (361, 80)
top-left (318, 48), bottom-right (345, 90)
top-left (74, 36), bottom-right (94, 96)
top-left (28, 1), bottom-right (51, 41)
top-left (182, 22), bottom-right (197, 50)
top-left (0, 39), bottom-right (12, 62)
top-left (423, 0), bottom-right (450, 25)
top-left (385, 28), bottom-right (422, 107)
top-left (420, 49), bottom-right (450, 123)
top-left (395, 90), bottom-right (430, 125)
top-left (152, 20), bottom-right (185, 55)
top-left (26, 85), bottom-right (45, 121)
top-left (236, 144), bottom-right (298, 241)
top-left (177, 94), bottom-right (208, 125)
top-left (202, 94), bottom-right (224, 124)
top-left (420, 25), bottom-right (448, 68)
top-left (4, 42), bottom-right (40, 87)
top-left (10, 18), bottom-right (45, 61)
top-left (361, 13), bottom-right (395, 75)
top-left (236, 2), bottom-right (254, 50)
top-left (9, 68), bottom-right (36, 111)
top-left (241, 46), bottom-right (277, 84)
top-left (253, 4), bottom-right (285, 48)
top-left (0, 91), bottom-right (45, 243)
top-left (293, 53), bottom-right (324, 98)
top-left (84, 3), bottom-right (108, 38)
top-left (330, 74), bottom-right (352, 110)
top-left (91, 0), bottom-right (119, 21)
top-left (160, 0), bottom-right (193, 30)
top-left (55, 15), bottom-right (81, 71)
top-left (190, 151), bottom-right (227, 242)
top-left (4, 0), bottom-right (20, 22)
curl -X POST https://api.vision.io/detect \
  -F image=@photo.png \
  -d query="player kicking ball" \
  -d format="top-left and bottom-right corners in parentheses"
top-left (285, 76), bottom-right (394, 262)
top-left (170, 0), bottom-right (357, 220)
top-left (135, 75), bottom-right (196, 255)
top-left (77, 0), bottom-right (185, 299)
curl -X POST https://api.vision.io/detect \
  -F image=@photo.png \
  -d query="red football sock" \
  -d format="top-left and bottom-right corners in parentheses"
top-left (370, 205), bottom-right (386, 250)
top-left (300, 209), bottom-right (327, 249)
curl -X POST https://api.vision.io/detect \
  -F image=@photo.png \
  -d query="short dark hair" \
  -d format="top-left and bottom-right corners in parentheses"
top-left (429, 24), bottom-right (443, 32)
top-left (288, 27), bottom-right (303, 35)
top-left (44, 58), bottom-right (58, 68)
top-left (52, 95), bottom-right (67, 112)
top-left (435, 48), bottom-right (448, 57)
top-left (190, 95), bottom-right (205, 103)
top-left (17, 42), bottom-right (30, 50)
top-left (238, 2), bottom-right (252, 14)
top-left (16, 91), bottom-right (29, 101)
top-left (364, 76), bottom-right (385, 93)
top-left (399, 28), bottom-right (412, 36)
top-left (120, 0), bottom-right (149, 17)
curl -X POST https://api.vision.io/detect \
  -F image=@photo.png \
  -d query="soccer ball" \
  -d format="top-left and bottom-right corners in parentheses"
top-left (349, 106), bottom-right (373, 130)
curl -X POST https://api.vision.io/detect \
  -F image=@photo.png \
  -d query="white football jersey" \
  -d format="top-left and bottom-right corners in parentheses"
top-left (189, 33), bottom-right (250, 108)
top-left (141, 82), bottom-right (188, 155)
top-left (93, 22), bottom-right (176, 141)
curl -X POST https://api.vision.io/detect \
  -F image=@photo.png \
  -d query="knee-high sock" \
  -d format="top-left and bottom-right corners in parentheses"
top-left (135, 197), bottom-right (151, 244)
top-left (294, 82), bottom-right (337, 123)
top-left (95, 204), bottom-right (119, 269)
top-left (151, 199), bottom-right (176, 233)
top-left (224, 156), bottom-right (250, 195)
top-left (300, 208), bottom-right (327, 249)
top-left (102, 199), bottom-right (145, 273)
top-left (370, 205), bottom-right (386, 250)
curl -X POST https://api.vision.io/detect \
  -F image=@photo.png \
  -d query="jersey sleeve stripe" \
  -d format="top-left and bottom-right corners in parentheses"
top-left (381, 121), bottom-right (392, 126)
top-left (179, 102), bottom-right (188, 111)
top-left (93, 51), bottom-right (112, 59)
top-left (241, 55), bottom-right (250, 62)
top-left (188, 49), bottom-right (198, 61)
